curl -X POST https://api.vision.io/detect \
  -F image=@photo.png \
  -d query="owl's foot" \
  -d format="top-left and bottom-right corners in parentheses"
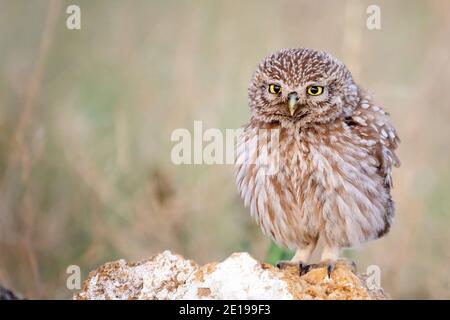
top-left (276, 260), bottom-right (299, 269)
top-left (276, 260), bottom-right (310, 275)
top-left (300, 259), bottom-right (357, 278)
top-left (305, 260), bottom-right (336, 278)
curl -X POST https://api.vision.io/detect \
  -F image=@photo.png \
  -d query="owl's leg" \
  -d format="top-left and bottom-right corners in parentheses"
top-left (307, 245), bottom-right (356, 278)
top-left (320, 244), bottom-right (340, 261)
top-left (276, 242), bottom-right (316, 273)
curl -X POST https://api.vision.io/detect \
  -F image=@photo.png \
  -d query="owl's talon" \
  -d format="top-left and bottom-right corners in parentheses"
top-left (276, 260), bottom-right (312, 276)
top-left (299, 262), bottom-right (310, 276)
top-left (300, 260), bottom-right (336, 278)
top-left (326, 262), bottom-right (335, 279)
top-left (276, 260), bottom-right (298, 269)
top-left (299, 259), bottom-right (357, 278)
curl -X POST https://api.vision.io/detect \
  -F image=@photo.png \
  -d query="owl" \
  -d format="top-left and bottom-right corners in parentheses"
top-left (235, 48), bottom-right (400, 276)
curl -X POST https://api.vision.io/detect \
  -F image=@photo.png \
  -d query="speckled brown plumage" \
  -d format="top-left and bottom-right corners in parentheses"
top-left (235, 48), bottom-right (400, 269)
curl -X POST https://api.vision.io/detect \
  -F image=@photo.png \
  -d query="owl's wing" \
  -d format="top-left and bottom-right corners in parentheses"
top-left (346, 101), bottom-right (400, 189)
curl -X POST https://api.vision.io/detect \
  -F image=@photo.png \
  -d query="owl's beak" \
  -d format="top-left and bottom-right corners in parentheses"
top-left (288, 92), bottom-right (298, 116)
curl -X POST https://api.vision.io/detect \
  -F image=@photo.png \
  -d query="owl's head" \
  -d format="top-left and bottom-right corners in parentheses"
top-left (248, 48), bottom-right (359, 126)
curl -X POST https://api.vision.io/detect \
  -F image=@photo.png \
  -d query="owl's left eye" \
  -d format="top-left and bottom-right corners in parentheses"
top-left (306, 85), bottom-right (324, 96)
top-left (268, 83), bottom-right (281, 94)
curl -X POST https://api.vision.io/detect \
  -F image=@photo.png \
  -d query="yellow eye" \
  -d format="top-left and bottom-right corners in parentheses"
top-left (306, 85), bottom-right (324, 96)
top-left (268, 83), bottom-right (281, 94)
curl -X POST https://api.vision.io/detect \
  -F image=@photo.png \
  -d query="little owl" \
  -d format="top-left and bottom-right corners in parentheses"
top-left (235, 48), bottom-right (400, 276)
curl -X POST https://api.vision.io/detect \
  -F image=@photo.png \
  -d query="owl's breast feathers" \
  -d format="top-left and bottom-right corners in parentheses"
top-left (235, 97), bottom-right (400, 249)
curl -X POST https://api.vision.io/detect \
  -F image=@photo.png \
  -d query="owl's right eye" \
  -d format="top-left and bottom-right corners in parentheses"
top-left (268, 83), bottom-right (281, 94)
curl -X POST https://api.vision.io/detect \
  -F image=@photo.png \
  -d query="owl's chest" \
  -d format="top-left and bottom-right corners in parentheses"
top-left (237, 121), bottom-right (384, 248)
top-left (273, 126), bottom-right (366, 199)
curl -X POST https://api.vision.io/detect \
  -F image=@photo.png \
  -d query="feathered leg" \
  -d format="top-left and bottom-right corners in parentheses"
top-left (276, 242), bottom-right (316, 274)
top-left (306, 245), bottom-right (356, 278)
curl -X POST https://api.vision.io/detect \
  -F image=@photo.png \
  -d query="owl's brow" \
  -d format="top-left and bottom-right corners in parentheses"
top-left (268, 66), bottom-right (335, 86)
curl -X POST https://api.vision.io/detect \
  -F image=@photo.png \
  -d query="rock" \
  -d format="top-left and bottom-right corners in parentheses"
top-left (74, 251), bottom-right (388, 300)
top-left (0, 284), bottom-right (24, 300)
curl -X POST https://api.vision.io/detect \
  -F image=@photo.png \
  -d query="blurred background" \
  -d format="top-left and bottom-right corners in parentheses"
top-left (0, 0), bottom-right (449, 299)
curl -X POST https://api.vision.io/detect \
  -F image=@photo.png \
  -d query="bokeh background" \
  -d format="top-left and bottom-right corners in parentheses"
top-left (1, 0), bottom-right (449, 299)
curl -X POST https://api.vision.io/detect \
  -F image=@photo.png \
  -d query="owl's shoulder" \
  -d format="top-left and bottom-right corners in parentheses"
top-left (343, 96), bottom-right (401, 187)
top-left (345, 97), bottom-right (400, 157)
top-left (348, 97), bottom-right (399, 143)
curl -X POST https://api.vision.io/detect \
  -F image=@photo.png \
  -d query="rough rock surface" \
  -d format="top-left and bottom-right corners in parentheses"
top-left (74, 251), bottom-right (388, 300)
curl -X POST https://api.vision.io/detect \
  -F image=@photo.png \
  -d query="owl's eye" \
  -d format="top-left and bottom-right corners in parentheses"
top-left (268, 83), bottom-right (281, 94)
top-left (306, 85), bottom-right (324, 96)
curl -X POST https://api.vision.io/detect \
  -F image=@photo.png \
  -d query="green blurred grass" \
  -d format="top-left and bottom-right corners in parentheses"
top-left (266, 242), bottom-right (294, 266)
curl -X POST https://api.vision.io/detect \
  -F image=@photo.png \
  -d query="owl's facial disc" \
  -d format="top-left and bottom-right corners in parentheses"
top-left (248, 48), bottom-right (358, 126)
